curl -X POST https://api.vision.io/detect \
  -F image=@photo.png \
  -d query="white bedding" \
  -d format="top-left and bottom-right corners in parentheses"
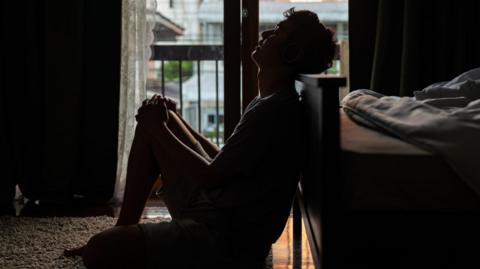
top-left (342, 68), bottom-right (480, 196)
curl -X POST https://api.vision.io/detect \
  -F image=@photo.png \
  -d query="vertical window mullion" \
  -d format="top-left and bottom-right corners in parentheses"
top-left (161, 60), bottom-right (165, 96)
top-left (179, 60), bottom-right (183, 115)
top-left (197, 60), bottom-right (201, 133)
top-left (215, 60), bottom-right (220, 145)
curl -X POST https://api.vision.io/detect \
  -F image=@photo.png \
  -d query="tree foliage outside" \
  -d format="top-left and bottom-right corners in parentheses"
top-left (160, 61), bottom-right (194, 82)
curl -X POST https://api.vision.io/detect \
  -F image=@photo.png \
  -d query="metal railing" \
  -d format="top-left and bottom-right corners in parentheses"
top-left (148, 41), bottom-right (349, 145)
top-left (148, 44), bottom-right (224, 145)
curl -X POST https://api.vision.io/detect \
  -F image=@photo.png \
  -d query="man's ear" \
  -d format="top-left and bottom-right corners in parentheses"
top-left (282, 43), bottom-right (303, 64)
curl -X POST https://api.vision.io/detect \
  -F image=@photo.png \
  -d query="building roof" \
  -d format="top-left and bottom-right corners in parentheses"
top-left (148, 11), bottom-right (185, 37)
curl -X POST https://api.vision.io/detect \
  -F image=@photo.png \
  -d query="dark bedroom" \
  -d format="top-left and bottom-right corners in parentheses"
top-left (1, 0), bottom-right (480, 268)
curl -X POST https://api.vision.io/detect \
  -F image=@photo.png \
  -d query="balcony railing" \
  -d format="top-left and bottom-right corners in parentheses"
top-left (148, 41), bottom-right (348, 145)
top-left (148, 44), bottom-right (224, 145)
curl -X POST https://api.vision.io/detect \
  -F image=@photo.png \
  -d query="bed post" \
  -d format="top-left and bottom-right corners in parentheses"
top-left (294, 75), bottom-right (346, 269)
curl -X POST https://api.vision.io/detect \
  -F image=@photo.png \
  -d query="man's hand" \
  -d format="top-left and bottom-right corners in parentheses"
top-left (136, 95), bottom-right (169, 125)
top-left (163, 97), bottom-right (178, 113)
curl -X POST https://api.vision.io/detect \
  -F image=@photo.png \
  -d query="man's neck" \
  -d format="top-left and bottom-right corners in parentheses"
top-left (258, 69), bottom-right (295, 97)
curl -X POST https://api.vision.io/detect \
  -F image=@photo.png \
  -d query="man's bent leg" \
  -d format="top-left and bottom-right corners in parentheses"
top-left (117, 112), bottom-right (209, 225)
top-left (147, 137), bottom-right (199, 218)
top-left (147, 111), bottom-right (212, 218)
top-left (116, 125), bottom-right (161, 226)
top-left (65, 111), bottom-right (210, 258)
top-left (82, 225), bottom-right (146, 269)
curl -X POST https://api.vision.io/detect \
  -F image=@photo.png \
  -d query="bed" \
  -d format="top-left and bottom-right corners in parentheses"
top-left (341, 110), bottom-right (480, 210)
top-left (294, 74), bottom-right (480, 269)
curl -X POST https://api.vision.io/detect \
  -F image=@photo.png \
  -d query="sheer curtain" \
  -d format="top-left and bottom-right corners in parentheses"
top-left (114, 0), bottom-right (156, 203)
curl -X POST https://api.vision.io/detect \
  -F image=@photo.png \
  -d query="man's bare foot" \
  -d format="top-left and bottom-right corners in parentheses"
top-left (64, 245), bottom-right (85, 257)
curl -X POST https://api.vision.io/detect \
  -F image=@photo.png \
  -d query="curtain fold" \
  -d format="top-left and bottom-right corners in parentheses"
top-left (0, 0), bottom-right (121, 206)
top-left (349, 0), bottom-right (480, 96)
top-left (114, 0), bottom-right (156, 203)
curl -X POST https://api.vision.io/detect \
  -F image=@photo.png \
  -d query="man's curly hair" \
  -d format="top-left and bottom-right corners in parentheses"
top-left (283, 8), bottom-right (337, 74)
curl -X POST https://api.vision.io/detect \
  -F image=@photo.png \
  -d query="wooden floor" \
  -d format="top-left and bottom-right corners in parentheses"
top-left (13, 198), bottom-right (314, 269)
top-left (270, 216), bottom-right (314, 269)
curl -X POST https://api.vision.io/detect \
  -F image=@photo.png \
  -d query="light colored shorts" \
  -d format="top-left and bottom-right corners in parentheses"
top-left (139, 218), bottom-right (228, 269)
top-left (139, 189), bottom-right (267, 269)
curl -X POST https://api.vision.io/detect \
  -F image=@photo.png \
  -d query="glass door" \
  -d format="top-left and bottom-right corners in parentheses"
top-left (148, 0), bottom-right (231, 144)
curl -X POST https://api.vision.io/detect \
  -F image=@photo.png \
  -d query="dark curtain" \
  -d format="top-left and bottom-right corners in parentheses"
top-left (349, 0), bottom-right (480, 96)
top-left (0, 0), bottom-right (121, 206)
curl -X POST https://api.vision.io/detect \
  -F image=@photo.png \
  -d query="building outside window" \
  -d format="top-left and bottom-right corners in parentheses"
top-left (147, 0), bottom-right (348, 145)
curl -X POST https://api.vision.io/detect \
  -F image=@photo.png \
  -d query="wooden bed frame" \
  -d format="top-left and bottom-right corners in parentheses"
top-left (293, 75), bottom-right (345, 269)
top-left (293, 75), bottom-right (480, 269)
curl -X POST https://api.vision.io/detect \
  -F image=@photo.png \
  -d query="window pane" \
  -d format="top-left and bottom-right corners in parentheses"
top-left (148, 0), bottom-right (225, 145)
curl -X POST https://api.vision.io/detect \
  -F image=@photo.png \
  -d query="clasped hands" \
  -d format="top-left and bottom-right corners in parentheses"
top-left (135, 95), bottom-right (178, 128)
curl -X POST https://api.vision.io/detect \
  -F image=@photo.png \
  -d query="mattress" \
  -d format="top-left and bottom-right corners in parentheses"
top-left (340, 110), bottom-right (480, 210)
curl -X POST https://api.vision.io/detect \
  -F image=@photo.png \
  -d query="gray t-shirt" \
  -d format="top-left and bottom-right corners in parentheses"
top-left (211, 88), bottom-right (302, 254)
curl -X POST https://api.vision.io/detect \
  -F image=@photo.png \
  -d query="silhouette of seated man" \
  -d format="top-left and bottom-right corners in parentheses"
top-left (65, 8), bottom-right (336, 269)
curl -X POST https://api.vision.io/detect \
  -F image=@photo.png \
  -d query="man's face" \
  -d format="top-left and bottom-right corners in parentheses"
top-left (252, 19), bottom-right (295, 67)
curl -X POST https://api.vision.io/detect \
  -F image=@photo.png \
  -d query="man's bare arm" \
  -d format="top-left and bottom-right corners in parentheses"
top-left (150, 121), bottom-right (224, 188)
top-left (158, 97), bottom-right (220, 159)
top-left (161, 97), bottom-right (220, 158)
top-left (171, 111), bottom-right (220, 158)
top-left (139, 102), bottom-right (224, 188)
